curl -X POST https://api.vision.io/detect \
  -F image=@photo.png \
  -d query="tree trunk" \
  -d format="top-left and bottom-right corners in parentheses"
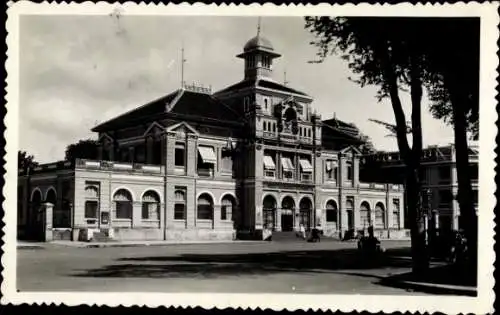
top-left (381, 46), bottom-right (429, 274)
top-left (449, 80), bottom-right (477, 272)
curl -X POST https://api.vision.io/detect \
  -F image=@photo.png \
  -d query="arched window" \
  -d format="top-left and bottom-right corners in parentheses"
top-left (375, 202), bottom-right (385, 229)
top-left (174, 189), bottom-right (186, 220)
top-left (142, 190), bottom-right (160, 220)
top-left (84, 185), bottom-right (99, 219)
top-left (326, 200), bottom-right (338, 223)
top-left (197, 193), bottom-right (213, 220)
top-left (114, 189), bottom-right (133, 219)
top-left (221, 195), bottom-right (236, 221)
top-left (31, 189), bottom-right (42, 211)
top-left (360, 201), bottom-right (371, 228)
top-left (46, 189), bottom-right (57, 205)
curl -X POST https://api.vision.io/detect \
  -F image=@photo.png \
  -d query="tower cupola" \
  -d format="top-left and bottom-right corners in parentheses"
top-left (237, 20), bottom-right (281, 80)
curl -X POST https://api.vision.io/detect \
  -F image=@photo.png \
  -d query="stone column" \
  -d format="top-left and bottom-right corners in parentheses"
top-left (213, 204), bottom-right (221, 230)
top-left (132, 201), bottom-right (142, 228)
top-left (43, 202), bottom-right (54, 242)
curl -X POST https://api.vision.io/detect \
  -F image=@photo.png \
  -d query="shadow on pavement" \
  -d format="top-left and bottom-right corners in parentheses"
top-left (71, 246), bottom-right (477, 295)
top-left (72, 247), bottom-right (411, 277)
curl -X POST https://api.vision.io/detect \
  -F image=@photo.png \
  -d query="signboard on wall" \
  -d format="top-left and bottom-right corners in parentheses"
top-left (101, 212), bottom-right (109, 225)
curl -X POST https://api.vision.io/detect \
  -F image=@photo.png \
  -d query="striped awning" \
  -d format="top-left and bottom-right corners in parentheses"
top-left (263, 155), bottom-right (276, 170)
top-left (198, 146), bottom-right (217, 164)
top-left (299, 159), bottom-right (313, 172)
top-left (281, 157), bottom-right (295, 171)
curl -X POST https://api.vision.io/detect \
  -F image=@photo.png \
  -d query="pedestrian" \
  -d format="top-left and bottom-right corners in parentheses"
top-left (299, 224), bottom-right (306, 240)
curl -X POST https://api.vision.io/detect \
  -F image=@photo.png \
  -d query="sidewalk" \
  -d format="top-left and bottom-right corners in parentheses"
top-left (380, 264), bottom-right (477, 296)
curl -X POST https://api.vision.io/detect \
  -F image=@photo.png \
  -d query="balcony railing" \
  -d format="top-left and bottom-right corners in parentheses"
top-left (301, 173), bottom-right (313, 182)
top-left (75, 159), bottom-right (164, 174)
top-left (197, 168), bottom-right (214, 178)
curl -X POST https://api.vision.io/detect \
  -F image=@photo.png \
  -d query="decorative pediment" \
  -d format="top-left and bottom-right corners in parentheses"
top-left (340, 145), bottom-right (362, 156)
top-left (143, 122), bottom-right (165, 137)
top-left (166, 122), bottom-right (199, 136)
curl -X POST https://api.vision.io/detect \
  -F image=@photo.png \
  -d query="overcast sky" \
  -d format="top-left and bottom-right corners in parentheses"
top-left (19, 15), bottom-right (454, 163)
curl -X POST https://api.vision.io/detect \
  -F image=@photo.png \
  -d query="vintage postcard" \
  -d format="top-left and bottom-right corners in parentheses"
top-left (2, 1), bottom-right (497, 313)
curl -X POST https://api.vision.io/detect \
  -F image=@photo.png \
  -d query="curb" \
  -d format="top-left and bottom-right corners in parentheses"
top-left (380, 278), bottom-right (477, 296)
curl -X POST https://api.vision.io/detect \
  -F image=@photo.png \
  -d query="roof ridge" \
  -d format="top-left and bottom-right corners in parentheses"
top-left (166, 89), bottom-right (185, 112)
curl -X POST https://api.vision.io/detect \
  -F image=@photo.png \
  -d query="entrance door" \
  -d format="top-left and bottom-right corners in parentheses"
top-left (281, 196), bottom-right (295, 232)
top-left (299, 198), bottom-right (313, 229)
top-left (281, 212), bottom-right (294, 231)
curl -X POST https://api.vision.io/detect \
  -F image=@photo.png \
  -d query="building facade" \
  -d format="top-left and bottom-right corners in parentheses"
top-left (360, 144), bottom-right (479, 231)
top-left (18, 32), bottom-right (407, 242)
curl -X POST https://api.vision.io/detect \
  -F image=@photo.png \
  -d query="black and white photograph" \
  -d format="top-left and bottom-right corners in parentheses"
top-left (2, 2), bottom-right (497, 314)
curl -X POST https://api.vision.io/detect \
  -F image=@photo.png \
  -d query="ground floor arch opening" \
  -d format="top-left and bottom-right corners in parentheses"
top-left (281, 196), bottom-right (295, 232)
top-left (299, 197), bottom-right (313, 229)
top-left (263, 195), bottom-right (277, 230)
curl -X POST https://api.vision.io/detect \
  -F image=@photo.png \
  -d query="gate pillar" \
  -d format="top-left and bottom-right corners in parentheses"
top-left (43, 202), bottom-right (54, 242)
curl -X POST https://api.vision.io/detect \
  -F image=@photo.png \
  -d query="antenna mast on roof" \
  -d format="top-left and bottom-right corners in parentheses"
top-left (284, 70), bottom-right (289, 86)
top-left (257, 17), bottom-right (262, 36)
top-left (181, 42), bottom-right (187, 88)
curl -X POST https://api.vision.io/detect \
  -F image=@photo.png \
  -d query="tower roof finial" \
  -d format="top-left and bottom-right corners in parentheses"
top-left (257, 17), bottom-right (261, 36)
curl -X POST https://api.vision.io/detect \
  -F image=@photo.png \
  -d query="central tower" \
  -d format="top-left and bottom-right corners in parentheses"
top-left (236, 23), bottom-right (281, 80)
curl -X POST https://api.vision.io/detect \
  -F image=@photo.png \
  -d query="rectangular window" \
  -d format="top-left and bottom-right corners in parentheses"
top-left (174, 204), bottom-right (186, 220)
top-left (221, 205), bottom-right (227, 220)
top-left (438, 166), bottom-right (451, 183)
top-left (346, 161), bottom-right (353, 181)
top-left (438, 190), bottom-right (453, 207)
top-left (175, 143), bottom-right (185, 167)
top-left (221, 149), bottom-right (233, 172)
top-left (85, 201), bottom-right (98, 219)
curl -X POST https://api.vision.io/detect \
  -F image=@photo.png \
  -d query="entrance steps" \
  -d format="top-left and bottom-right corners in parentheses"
top-left (271, 231), bottom-right (303, 242)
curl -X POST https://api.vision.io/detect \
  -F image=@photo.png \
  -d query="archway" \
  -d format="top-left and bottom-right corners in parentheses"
top-left (299, 197), bottom-right (313, 229)
top-left (360, 201), bottom-right (371, 229)
top-left (197, 193), bottom-right (214, 220)
top-left (221, 194), bottom-right (236, 221)
top-left (263, 195), bottom-right (277, 230)
top-left (326, 200), bottom-right (338, 228)
top-left (45, 188), bottom-right (56, 205)
top-left (375, 202), bottom-right (385, 229)
top-left (29, 189), bottom-right (43, 240)
top-left (281, 196), bottom-right (295, 231)
top-left (142, 190), bottom-right (161, 221)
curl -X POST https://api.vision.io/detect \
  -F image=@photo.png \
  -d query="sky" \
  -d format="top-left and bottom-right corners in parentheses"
top-left (19, 15), bottom-right (455, 163)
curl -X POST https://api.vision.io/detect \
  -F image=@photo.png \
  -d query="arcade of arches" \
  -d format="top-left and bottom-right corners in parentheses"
top-left (262, 195), bottom-right (313, 232)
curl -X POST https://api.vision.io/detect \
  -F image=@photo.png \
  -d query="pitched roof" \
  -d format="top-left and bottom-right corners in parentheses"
top-left (92, 89), bottom-right (243, 132)
top-left (322, 118), bottom-right (362, 140)
top-left (215, 78), bottom-right (309, 97)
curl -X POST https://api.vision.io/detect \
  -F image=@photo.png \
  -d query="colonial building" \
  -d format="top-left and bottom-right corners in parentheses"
top-left (18, 31), bottom-right (407, 242)
top-left (360, 144), bottom-right (479, 231)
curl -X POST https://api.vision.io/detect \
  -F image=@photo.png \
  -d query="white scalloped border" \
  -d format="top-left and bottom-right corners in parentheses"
top-left (2, 1), bottom-right (498, 313)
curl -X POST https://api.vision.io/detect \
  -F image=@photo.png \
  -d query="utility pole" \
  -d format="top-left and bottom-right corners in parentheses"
top-left (181, 43), bottom-right (186, 88)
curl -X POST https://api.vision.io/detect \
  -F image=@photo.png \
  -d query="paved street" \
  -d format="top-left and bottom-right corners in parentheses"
top-left (18, 240), bottom-right (428, 294)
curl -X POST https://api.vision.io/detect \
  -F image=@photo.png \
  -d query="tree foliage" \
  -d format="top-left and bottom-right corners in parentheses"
top-left (18, 150), bottom-right (38, 171)
top-left (64, 139), bottom-right (100, 162)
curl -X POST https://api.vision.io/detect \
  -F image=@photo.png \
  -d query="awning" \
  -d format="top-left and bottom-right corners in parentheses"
top-left (263, 155), bottom-right (276, 170)
top-left (299, 159), bottom-right (313, 172)
top-left (281, 157), bottom-right (295, 171)
top-left (198, 146), bottom-right (217, 164)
